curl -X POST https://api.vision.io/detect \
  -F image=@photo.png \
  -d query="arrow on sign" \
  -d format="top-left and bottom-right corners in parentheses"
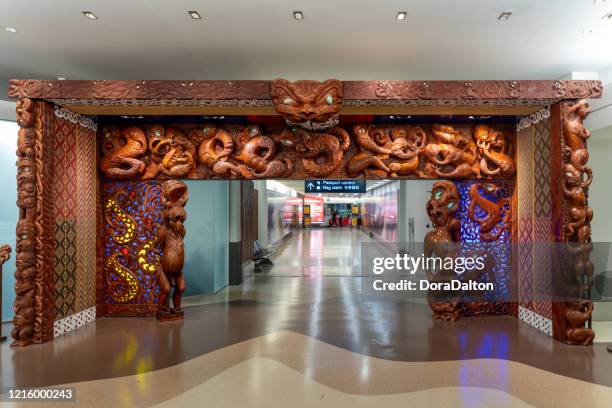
top-left (307, 182), bottom-right (315, 190)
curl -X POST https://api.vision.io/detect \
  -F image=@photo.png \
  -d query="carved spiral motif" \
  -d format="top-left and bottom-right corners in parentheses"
top-left (105, 253), bottom-right (139, 303)
top-left (104, 194), bottom-right (136, 245)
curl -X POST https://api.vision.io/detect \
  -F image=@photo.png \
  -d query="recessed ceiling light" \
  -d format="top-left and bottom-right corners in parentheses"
top-left (593, 0), bottom-right (606, 4)
top-left (293, 11), bottom-right (304, 20)
top-left (582, 28), bottom-right (593, 34)
top-left (82, 11), bottom-right (98, 20)
top-left (498, 11), bottom-right (512, 21)
top-left (187, 10), bottom-right (202, 19)
top-left (4, 27), bottom-right (17, 33)
top-left (396, 12), bottom-right (407, 20)
top-left (57, 77), bottom-right (66, 81)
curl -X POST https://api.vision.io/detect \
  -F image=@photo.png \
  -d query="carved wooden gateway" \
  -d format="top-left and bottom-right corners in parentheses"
top-left (7, 78), bottom-right (602, 346)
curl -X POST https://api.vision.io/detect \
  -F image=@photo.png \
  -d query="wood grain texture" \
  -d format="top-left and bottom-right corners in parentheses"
top-left (8, 79), bottom-right (603, 102)
top-left (98, 122), bottom-right (517, 182)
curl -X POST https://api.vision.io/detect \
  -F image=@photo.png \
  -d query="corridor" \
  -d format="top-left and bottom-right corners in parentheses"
top-left (267, 228), bottom-right (374, 277)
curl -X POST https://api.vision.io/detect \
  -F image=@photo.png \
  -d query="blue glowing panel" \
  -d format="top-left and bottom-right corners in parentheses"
top-left (455, 181), bottom-right (513, 313)
top-left (102, 180), bottom-right (163, 308)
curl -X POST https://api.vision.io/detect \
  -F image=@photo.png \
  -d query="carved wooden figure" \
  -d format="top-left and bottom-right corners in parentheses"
top-left (424, 181), bottom-right (462, 322)
top-left (99, 126), bottom-right (148, 179)
top-left (0, 244), bottom-right (11, 341)
top-left (467, 183), bottom-right (510, 242)
top-left (347, 124), bottom-right (426, 178)
top-left (473, 125), bottom-right (515, 178)
top-left (271, 79), bottom-right (343, 130)
top-left (423, 124), bottom-right (479, 178)
top-left (12, 99), bottom-right (43, 346)
top-left (561, 99), bottom-right (595, 345)
top-left (97, 122), bottom-right (516, 182)
top-left (156, 180), bottom-right (188, 321)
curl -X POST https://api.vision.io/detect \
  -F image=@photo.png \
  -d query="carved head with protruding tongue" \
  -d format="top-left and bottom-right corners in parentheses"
top-left (271, 79), bottom-right (342, 130)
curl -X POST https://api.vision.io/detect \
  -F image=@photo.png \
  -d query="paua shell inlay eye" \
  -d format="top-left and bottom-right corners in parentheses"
top-left (447, 201), bottom-right (455, 209)
top-left (283, 97), bottom-right (294, 105)
top-left (433, 190), bottom-right (442, 199)
top-left (326, 94), bottom-right (333, 105)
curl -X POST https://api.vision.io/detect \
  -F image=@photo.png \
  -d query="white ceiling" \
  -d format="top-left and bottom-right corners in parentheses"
top-left (1, 0), bottom-right (611, 90)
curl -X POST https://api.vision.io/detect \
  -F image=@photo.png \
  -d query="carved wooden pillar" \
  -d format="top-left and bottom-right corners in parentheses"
top-left (12, 99), bottom-right (56, 346)
top-left (424, 181), bottom-right (462, 321)
top-left (550, 100), bottom-right (595, 345)
top-left (156, 180), bottom-right (188, 321)
top-left (0, 244), bottom-right (11, 341)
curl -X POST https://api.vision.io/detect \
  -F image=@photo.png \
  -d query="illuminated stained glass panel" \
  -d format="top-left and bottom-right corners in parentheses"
top-left (455, 180), bottom-right (513, 315)
top-left (102, 180), bottom-right (163, 312)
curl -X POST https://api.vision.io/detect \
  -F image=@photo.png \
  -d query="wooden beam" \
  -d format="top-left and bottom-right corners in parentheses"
top-left (65, 104), bottom-right (545, 116)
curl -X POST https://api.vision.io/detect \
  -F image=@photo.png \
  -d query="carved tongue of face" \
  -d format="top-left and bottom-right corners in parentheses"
top-left (271, 79), bottom-right (343, 130)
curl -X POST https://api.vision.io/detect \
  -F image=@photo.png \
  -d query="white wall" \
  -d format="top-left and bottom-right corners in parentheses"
top-left (0, 120), bottom-right (17, 321)
top-left (398, 180), bottom-right (432, 245)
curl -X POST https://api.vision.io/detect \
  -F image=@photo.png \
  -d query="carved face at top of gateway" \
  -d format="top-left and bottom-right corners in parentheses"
top-left (271, 79), bottom-right (343, 130)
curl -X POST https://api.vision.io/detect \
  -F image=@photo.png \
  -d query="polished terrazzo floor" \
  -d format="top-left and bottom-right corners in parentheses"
top-left (1, 228), bottom-right (611, 407)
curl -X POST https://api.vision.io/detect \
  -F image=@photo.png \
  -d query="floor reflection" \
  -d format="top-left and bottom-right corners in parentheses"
top-left (0, 228), bottom-right (610, 393)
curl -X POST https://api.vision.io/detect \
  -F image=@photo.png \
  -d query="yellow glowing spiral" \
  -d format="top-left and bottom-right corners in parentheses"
top-left (105, 196), bottom-right (136, 244)
top-left (137, 239), bottom-right (159, 275)
top-left (106, 253), bottom-right (139, 303)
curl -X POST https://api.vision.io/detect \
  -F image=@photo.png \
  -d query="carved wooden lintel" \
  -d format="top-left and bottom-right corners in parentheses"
top-left (98, 123), bottom-right (516, 181)
top-left (8, 79), bottom-right (603, 106)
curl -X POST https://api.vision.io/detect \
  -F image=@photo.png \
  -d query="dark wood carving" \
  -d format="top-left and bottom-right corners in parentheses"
top-left (0, 244), bottom-right (11, 341)
top-left (13, 99), bottom-right (56, 346)
top-left (347, 124), bottom-right (425, 178)
top-left (467, 183), bottom-right (511, 242)
top-left (156, 180), bottom-right (188, 321)
top-left (99, 126), bottom-right (148, 179)
top-left (8, 79), bottom-right (603, 102)
top-left (271, 79), bottom-right (342, 129)
top-left (422, 124), bottom-right (479, 178)
top-left (99, 123), bottom-right (515, 181)
top-left (424, 181), bottom-right (461, 321)
top-left (474, 125), bottom-right (516, 177)
top-left (560, 100), bottom-right (595, 345)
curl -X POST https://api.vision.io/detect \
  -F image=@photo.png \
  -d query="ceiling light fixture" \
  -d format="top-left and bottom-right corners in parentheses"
top-left (498, 11), bottom-right (512, 21)
top-left (602, 12), bottom-right (612, 20)
top-left (187, 10), bottom-right (202, 19)
top-left (4, 27), bottom-right (17, 33)
top-left (582, 28), bottom-right (593, 34)
top-left (57, 77), bottom-right (66, 81)
top-left (593, 0), bottom-right (606, 4)
top-left (293, 11), bottom-right (304, 20)
top-left (82, 11), bottom-right (98, 20)
top-left (396, 12), bottom-right (407, 20)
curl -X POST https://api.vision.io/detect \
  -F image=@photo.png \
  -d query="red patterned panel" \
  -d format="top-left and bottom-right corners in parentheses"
top-left (53, 117), bottom-right (78, 319)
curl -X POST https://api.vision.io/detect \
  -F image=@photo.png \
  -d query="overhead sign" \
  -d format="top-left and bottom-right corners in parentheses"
top-left (305, 180), bottom-right (366, 194)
